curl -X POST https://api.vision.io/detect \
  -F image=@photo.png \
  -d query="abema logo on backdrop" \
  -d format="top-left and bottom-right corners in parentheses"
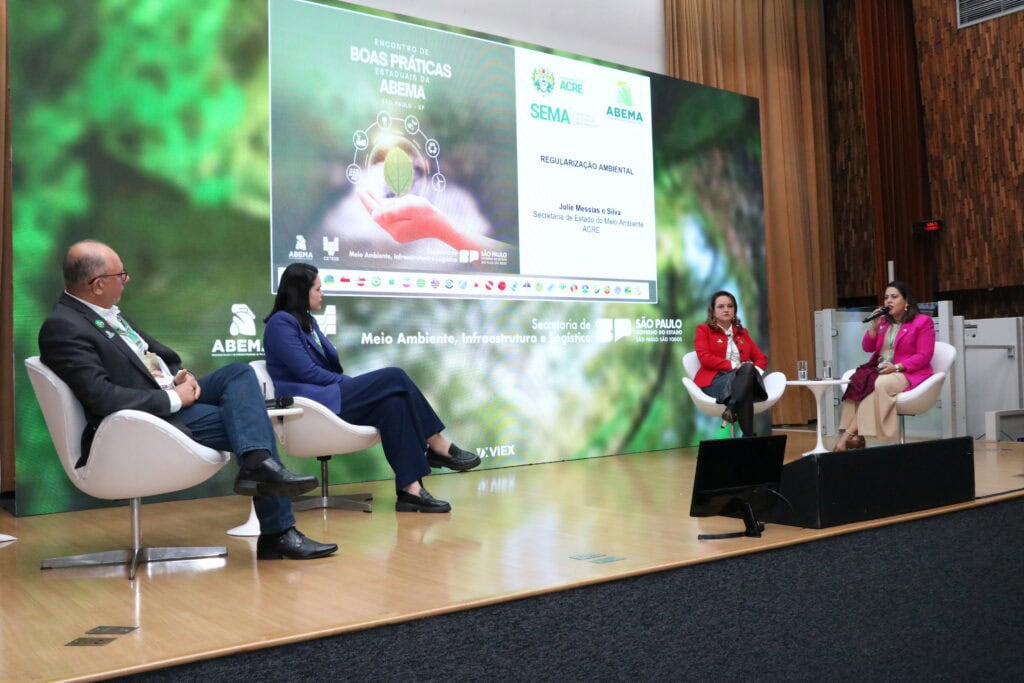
top-left (229, 304), bottom-right (257, 336)
top-left (211, 303), bottom-right (264, 357)
top-left (289, 235), bottom-right (313, 260)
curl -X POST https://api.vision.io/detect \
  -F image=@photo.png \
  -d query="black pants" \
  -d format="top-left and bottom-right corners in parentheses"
top-left (702, 363), bottom-right (767, 436)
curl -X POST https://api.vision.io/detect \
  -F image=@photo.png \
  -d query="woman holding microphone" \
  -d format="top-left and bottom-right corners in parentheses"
top-left (833, 280), bottom-right (934, 450)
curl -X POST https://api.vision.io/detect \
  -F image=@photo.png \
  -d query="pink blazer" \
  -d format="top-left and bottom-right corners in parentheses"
top-left (862, 313), bottom-right (935, 390)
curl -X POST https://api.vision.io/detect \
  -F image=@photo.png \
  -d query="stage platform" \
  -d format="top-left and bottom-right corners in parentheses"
top-left (1, 431), bottom-right (1023, 682)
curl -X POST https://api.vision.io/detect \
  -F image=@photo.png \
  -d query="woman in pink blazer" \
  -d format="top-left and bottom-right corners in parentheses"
top-left (834, 280), bottom-right (935, 450)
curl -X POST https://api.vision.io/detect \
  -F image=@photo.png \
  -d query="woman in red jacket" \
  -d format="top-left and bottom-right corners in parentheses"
top-left (694, 291), bottom-right (768, 436)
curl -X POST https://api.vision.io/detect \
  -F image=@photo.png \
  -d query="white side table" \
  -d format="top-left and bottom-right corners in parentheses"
top-left (786, 379), bottom-right (848, 455)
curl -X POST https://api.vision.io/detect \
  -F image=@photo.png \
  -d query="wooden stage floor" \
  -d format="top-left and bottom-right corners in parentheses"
top-left (1, 431), bottom-right (1023, 682)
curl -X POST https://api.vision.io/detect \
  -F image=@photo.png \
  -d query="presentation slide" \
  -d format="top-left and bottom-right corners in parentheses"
top-left (269, 0), bottom-right (657, 303)
top-left (514, 51), bottom-right (656, 286)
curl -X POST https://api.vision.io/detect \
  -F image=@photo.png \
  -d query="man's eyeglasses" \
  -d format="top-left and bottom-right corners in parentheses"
top-left (88, 272), bottom-right (129, 285)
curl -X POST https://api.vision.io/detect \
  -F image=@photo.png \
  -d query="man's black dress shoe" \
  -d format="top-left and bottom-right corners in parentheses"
top-left (395, 487), bottom-right (452, 513)
top-left (234, 458), bottom-right (318, 497)
top-left (426, 443), bottom-right (481, 472)
top-left (256, 527), bottom-right (338, 560)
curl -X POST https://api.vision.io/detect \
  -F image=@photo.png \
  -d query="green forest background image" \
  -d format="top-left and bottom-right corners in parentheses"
top-left (10, 0), bottom-right (766, 515)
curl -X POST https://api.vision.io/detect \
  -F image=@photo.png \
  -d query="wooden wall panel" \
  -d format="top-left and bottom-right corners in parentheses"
top-left (825, 0), bottom-right (932, 304)
top-left (943, 285), bottom-right (1024, 320)
top-left (912, 0), bottom-right (1024, 293)
top-left (826, 0), bottom-right (1023, 317)
top-left (855, 0), bottom-right (933, 302)
top-left (824, 0), bottom-right (875, 301)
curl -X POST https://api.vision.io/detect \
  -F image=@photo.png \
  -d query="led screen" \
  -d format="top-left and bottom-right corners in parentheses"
top-left (269, 0), bottom-right (658, 303)
top-left (11, 0), bottom-right (767, 515)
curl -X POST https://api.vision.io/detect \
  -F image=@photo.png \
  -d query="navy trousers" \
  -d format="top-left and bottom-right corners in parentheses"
top-left (177, 362), bottom-right (295, 535)
top-left (336, 367), bottom-right (443, 491)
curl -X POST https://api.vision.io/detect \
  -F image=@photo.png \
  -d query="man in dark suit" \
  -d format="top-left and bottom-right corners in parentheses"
top-left (38, 240), bottom-right (337, 560)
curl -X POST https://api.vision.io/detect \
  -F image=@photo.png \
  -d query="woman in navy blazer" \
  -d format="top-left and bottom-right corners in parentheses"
top-left (834, 280), bottom-right (935, 450)
top-left (263, 263), bottom-right (480, 512)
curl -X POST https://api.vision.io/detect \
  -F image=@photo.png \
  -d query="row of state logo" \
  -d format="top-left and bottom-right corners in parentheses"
top-left (531, 65), bottom-right (644, 125)
top-left (320, 272), bottom-right (646, 298)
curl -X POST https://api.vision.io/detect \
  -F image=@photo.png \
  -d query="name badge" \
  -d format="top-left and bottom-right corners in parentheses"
top-left (142, 352), bottom-right (164, 378)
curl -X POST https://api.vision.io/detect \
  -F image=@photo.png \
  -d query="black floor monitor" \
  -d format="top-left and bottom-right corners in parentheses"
top-left (689, 434), bottom-right (788, 539)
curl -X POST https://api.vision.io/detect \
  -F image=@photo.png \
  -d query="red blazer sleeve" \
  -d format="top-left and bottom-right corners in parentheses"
top-left (694, 324), bottom-right (731, 387)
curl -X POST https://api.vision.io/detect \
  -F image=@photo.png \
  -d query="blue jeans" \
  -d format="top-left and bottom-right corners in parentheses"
top-left (177, 362), bottom-right (295, 535)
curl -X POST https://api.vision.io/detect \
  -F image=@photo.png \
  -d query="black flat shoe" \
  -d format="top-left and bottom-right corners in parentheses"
top-left (234, 458), bottom-right (318, 497)
top-left (426, 443), bottom-right (481, 472)
top-left (395, 487), bottom-right (452, 513)
top-left (256, 527), bottom-right (338, 560)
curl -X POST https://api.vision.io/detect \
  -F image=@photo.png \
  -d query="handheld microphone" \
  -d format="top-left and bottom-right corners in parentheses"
top-left (862, 306), bottom-right (890, 324)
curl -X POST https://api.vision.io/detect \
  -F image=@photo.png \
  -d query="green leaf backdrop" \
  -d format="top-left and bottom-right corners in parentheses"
top-left (10, 0), bottom-right (765, 515)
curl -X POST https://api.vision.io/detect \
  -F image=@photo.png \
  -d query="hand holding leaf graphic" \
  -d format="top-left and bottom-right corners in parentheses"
top-left (357, 188), bottom-right (510, 253)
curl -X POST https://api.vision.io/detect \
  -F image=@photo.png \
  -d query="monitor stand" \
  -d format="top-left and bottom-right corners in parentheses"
top-left (698, 500), bottom-right (765, 540)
